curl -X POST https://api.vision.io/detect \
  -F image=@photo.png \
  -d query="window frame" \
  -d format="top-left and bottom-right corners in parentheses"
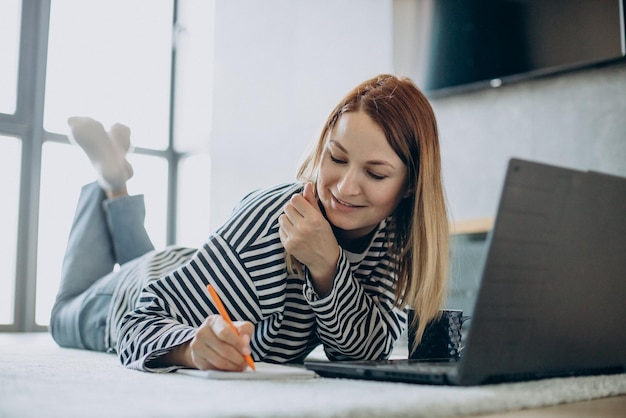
top-left (0, 0), bottom-right (182, 332)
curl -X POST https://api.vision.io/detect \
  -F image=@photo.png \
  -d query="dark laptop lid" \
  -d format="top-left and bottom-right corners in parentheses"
top-left (456, 159), bottom-right (626, 385)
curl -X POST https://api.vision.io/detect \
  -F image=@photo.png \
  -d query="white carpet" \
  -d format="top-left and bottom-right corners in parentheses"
top-left (1, 333), bottom-right (625, 418)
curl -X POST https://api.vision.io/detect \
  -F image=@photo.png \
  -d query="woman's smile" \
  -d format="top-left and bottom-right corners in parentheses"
top-left (330, 193), bottom-right (364, 211)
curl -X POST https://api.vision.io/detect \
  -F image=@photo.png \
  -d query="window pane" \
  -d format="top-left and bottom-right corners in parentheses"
top-left (0, 0), bottom-right (21, 115)
top-left (173, 0), bottom-right (215, 152)
top-left (126, 153), bottom-right (168, 250)
top-left (177, 154), bottom-right (211, 248)
top-left (44, 0), bottom-right (173, 149)
top-left (0, 137), bottom-right (21, 324)
top-left (36, 143), bottom-right (168, 325)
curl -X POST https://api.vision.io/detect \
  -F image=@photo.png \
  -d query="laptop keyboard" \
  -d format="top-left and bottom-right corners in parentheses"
top-left (373, 359), bottom-right (458, 374)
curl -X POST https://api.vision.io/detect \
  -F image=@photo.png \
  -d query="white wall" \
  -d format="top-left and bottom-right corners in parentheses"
top-left (207, 0), bottom-right (626, 230)
top-left (433, 61), bottom-right (626, 223)
top-left (209, 0), bottom-right (394, 229)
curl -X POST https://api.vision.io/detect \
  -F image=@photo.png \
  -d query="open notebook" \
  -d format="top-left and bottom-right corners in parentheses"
top-left (178, 362), bottom-right (317, 380)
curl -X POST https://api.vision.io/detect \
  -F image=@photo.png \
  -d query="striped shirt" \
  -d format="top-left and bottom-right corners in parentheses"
top-left (109, 183), bottom-right (406, 372)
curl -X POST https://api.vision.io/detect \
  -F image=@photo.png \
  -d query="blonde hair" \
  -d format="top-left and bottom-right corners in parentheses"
top-left (292, 74), bottom-right (449, 352)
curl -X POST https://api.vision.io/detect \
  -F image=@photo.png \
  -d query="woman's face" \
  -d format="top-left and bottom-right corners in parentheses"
top-left (317, 110), bottom-right (409, 242)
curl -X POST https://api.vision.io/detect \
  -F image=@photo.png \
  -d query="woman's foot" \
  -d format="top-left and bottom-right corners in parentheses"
top-left (67, 117), bottom-right (134, 196)
top-left (109, 122), bottom-right (132, 154)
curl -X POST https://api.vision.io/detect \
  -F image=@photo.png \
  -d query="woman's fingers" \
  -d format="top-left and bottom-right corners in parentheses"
top-left (234, 320), bottom-right (254, 344)
top-left (302, 182), bottom-right (319, 210)
top-left (287, 192), bottom-right (318, 218)
top-left (190, 339), bottom-right (242, 371)
top-left (279, 185), bottom-right (337, 261)
top-left (281, 200), bottom-right (302, 223)
top-left (189, 315), bottom-right (253, 371)
top-left (281, 194), bottom-right (325, 237)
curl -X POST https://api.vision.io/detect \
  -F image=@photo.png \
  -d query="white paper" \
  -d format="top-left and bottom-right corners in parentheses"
top-left (177, 362), bottom-right (318, 380)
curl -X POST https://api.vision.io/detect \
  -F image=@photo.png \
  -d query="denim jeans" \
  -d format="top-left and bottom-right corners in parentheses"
top-left (50, 183), bottom-right (154, 351)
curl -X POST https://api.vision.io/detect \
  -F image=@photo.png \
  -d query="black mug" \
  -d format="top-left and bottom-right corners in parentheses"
top-left (407, 309), bottom-right (471, 360)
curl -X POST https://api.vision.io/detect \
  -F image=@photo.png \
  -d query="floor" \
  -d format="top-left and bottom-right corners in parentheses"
top-left (476, 395), bottom-right (626, 417)
top-left (1, 332), bottom-right (624, 418)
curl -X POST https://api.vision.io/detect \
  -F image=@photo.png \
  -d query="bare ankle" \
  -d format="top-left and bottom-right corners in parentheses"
top-left (105, 185), bottom-right (129, 200)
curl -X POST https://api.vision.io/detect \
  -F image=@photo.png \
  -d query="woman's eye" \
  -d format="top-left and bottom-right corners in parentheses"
top-left (368, 172), bottom-right (387, 180)
top-left (330, 155), bottom-right (346, 164)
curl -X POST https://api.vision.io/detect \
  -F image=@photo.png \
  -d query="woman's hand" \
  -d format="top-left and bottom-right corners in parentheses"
top-left (279, 182), bottom-right (340, 296)
top-left (160, 315), bottom-right (254, 371)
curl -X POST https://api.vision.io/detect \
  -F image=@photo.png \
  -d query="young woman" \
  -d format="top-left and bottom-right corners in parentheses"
top-left (50, 74), bottom-right (449, 372)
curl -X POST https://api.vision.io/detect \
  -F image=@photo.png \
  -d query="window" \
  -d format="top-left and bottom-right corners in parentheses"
top-left (0, 0), bottom-right (21, 114)
top-left (1, 0), bottom-right (214, 331)
top-left (0, 137), bottom-right (21, 324)
top-left (172, 0), bottom-right (215, 248)
top-left (44, 0), bottom-right (172, 149)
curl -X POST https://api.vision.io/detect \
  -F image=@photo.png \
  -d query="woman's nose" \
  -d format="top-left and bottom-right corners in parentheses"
top-left (337, 168), bottom-right (360, 195)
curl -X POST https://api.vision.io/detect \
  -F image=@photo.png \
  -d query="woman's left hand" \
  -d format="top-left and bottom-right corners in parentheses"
top-left (279, 182), bottom-right (340, 295)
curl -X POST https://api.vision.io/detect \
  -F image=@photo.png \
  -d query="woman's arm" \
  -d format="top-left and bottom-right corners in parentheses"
top-left (279, 183), bottom-right (405, 360)
top-left (116, 235), bottom-right (262, 372)
top-left (117, 183), bottom-right (301, 372)
top-left (279, 183), bottom-right (340, 295)
top-left (304, 246), bottom-right (406, 361)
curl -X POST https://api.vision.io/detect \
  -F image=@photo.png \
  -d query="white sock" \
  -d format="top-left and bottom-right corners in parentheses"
top-left (109, 123), bottom-right (132, 154)
top-left (67, 116), bottom-right (134, 193)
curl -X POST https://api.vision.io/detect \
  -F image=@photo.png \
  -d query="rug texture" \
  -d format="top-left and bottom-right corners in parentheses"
top-left (1, 333), bottom-right (625, 418)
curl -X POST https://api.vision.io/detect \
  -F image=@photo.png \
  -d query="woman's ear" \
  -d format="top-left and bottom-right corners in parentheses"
top-left (403, 185), bottom-right (415, 199)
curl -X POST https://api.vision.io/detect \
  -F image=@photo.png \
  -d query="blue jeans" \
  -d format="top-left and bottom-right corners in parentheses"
top-left (50, 183), bottom-right (154, 351)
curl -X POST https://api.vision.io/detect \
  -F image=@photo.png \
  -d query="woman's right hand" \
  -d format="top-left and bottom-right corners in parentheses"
top-left (161, 315), bottom-right (254, 371)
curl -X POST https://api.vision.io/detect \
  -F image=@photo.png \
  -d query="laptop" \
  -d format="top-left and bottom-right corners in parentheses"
top-left (305, 158), bottom-right (626, 385)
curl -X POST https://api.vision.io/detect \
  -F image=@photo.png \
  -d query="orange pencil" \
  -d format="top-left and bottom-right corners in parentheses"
top-left (207, 284), bottom-right (256, 371)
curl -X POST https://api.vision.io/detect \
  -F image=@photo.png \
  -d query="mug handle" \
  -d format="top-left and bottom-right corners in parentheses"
top-left (458, 316), bottom-right (472, 358)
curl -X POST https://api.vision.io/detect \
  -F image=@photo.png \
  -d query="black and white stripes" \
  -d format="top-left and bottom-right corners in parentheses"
top-left (111, 183), bottom-right (406, 371)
